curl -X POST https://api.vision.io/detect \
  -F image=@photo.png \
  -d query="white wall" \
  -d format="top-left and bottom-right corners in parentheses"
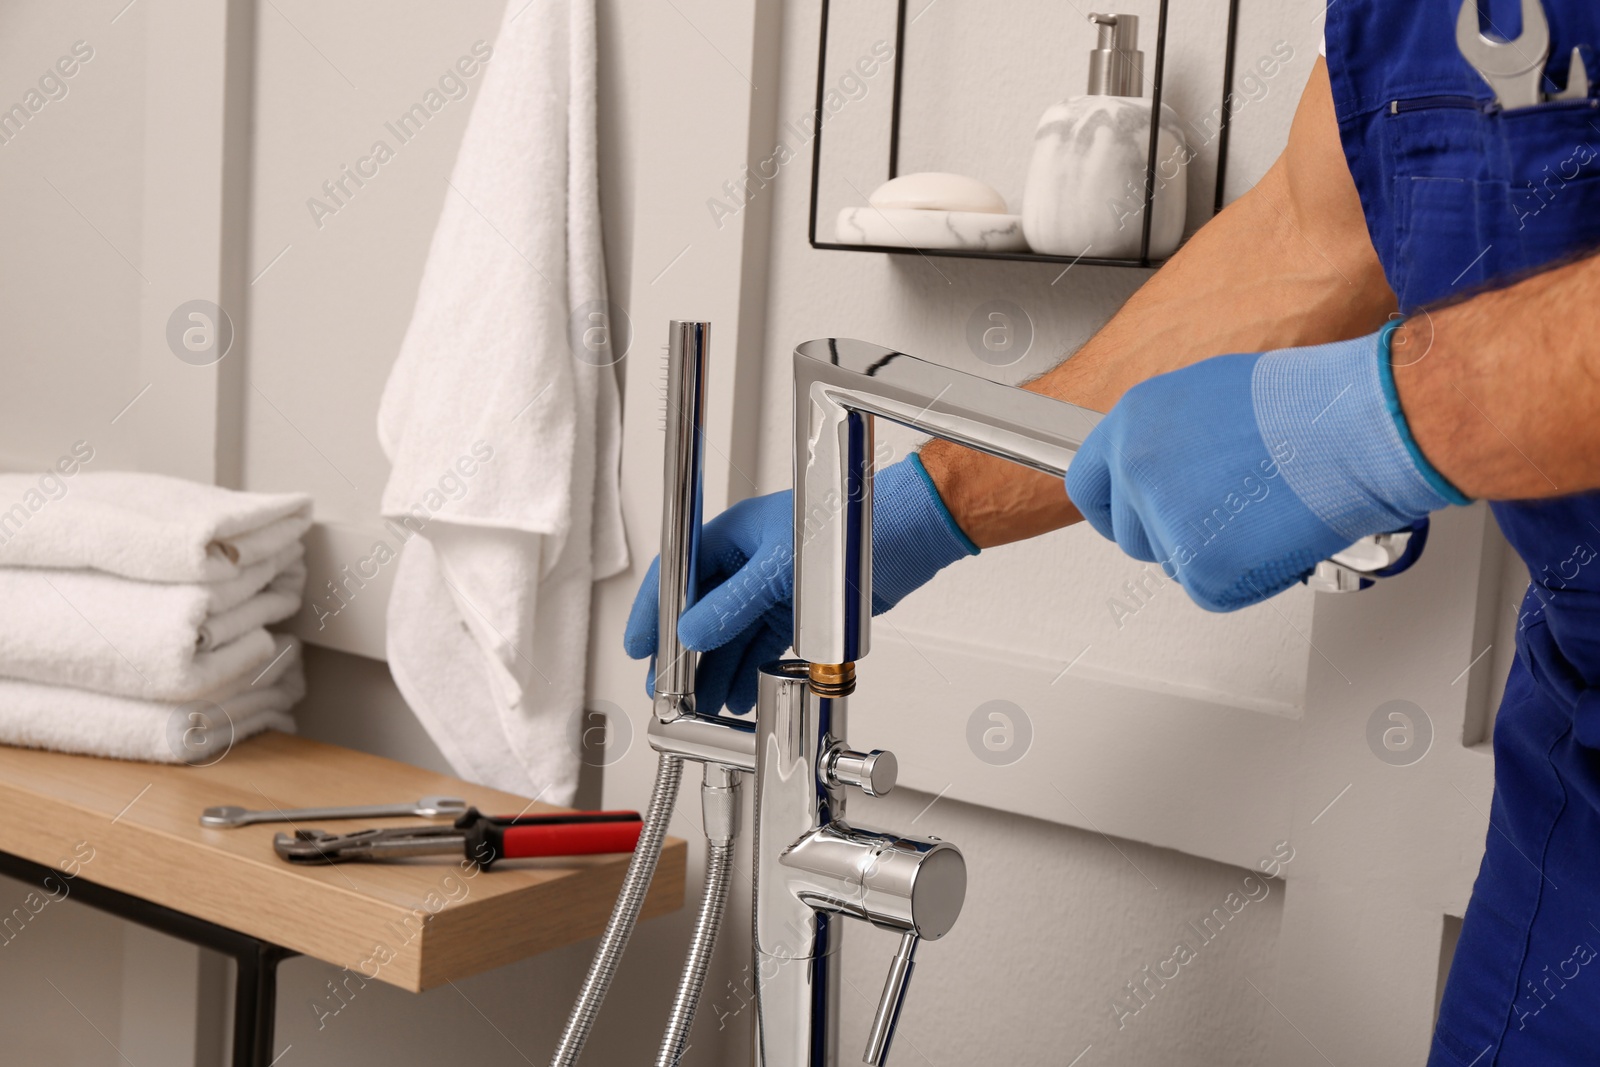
top-left (0, 5), bottom-right (206, 1058)
top-left (0, 1), bottom-right (1517, 1065)
top-left (0, 2), bottom-right (146, 473)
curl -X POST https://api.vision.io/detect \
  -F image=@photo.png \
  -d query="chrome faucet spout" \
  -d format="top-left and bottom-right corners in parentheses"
top-left (791, 337), bottom-right (1103, 669)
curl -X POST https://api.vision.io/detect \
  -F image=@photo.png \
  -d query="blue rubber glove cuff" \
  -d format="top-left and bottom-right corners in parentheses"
top-left (1251, 324), bottom-right (1470, 544)
top-left (1374, 319), bottom-right (1472, 508)
top-left (870, 454), bottom-right (979, 613)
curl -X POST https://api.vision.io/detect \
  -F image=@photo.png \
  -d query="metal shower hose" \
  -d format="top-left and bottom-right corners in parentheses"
top-left (548, 752), bottom-right (684, 1067)
top-left (656, 833), bottom-right (735, 1066)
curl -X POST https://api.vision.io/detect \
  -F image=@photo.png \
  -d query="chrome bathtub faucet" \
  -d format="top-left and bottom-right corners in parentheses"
top-left (650, 335), bottom-right (1100, 1065)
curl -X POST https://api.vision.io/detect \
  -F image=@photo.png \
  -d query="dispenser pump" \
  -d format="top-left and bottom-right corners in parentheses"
top-left (1086, 13), bottom-right (1143, 97)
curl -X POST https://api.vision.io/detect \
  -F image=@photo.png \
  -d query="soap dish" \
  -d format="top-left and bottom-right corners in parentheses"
top-left (835, 206), bottom-right (1028, 253)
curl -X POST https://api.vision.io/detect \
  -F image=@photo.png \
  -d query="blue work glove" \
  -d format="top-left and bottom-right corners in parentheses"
top-left (624, 455), bottom-right (978, 714)
top-left (1064, 322), bottom-right (1470, 612)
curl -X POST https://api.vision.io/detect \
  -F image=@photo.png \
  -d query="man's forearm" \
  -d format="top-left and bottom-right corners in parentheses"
top-left (1396, 253), bottom-right (1600, 500)
top-left (921, 61), bottom-right (1396, 548)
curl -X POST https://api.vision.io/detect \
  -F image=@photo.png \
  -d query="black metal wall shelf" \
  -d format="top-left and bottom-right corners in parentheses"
top-left (807, 0), bottom-right (1244, 270)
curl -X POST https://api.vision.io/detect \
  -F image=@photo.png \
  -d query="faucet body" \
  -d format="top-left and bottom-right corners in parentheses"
top-left (752, 662), bottom-right (966, 1067)
top-left (752, 662), bottom-right (845, 1066)
top-left (651, 337), bottom-right (1097, 1066)
top-left (756, 340), bottom-right (1096, 1066)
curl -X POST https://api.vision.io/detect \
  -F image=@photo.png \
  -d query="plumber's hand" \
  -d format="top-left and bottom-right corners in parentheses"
top-left (624, 455), bottom-right (978, 714)
top-left (1064, 327), bottom-right (1466, 612)
top-left (625, 490), bottom-right (794, 716)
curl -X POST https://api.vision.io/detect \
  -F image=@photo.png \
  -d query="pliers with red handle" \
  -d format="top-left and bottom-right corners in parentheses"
top-left (272, 807), bottom-right (643, 870)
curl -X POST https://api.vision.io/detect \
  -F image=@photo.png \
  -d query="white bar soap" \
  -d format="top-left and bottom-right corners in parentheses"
top-left (867, 172), bottom-right (1008, 214)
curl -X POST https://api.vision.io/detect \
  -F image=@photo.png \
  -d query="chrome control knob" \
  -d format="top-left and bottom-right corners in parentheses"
top-left (827, 746), bottom-right (897, 797)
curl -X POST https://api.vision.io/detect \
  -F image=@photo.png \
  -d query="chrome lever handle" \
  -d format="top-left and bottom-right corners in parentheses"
top-left (863, 930), bottom-right (919, 1065)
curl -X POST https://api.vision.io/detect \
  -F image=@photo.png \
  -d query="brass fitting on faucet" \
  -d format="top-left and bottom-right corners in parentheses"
top-left (808, 661), bottom-right (855, 697)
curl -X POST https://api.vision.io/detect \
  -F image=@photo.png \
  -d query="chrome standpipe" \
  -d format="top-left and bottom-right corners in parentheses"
top-left (748, 338), bottom-right (1102, 1067)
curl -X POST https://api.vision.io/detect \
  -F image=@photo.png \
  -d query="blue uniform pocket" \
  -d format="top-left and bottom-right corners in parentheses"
top-left (1386, 97), bottom-right (1600, 311)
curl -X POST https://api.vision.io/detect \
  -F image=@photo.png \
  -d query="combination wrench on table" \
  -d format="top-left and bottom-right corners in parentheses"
top-left (199, 795), bottom-right (468, 828)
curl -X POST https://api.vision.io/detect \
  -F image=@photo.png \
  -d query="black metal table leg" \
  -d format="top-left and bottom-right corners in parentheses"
top-left (233, 941), bottom-right (292, 1067)
top-left (0, 849), bottom-right (297, 1067)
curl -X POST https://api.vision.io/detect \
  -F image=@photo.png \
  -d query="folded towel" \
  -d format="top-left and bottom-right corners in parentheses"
top-left (0, 543), bottom-right (305, 701)
top-left (0, 471), bottom-right (312, 583)
top-left (0, 634), bottom-right (303, 764)
top-left (376, 0), bottom-right (626, 805)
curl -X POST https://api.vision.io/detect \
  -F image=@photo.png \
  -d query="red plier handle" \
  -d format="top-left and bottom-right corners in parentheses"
top-left (457, 808), bottom-right (642, 870)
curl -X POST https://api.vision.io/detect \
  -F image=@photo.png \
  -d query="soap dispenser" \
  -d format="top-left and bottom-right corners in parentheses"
top-left (1022, 12), bottom-right (1188, 260)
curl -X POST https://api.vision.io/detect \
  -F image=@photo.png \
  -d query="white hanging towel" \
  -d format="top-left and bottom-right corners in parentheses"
top-left (0, 471), bottom-right (311, 583)
top-left (377, 0), bottom-right (626, 805)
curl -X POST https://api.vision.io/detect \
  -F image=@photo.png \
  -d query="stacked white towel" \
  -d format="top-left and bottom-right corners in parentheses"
top-left (0, 472), bottom-right (313, 763)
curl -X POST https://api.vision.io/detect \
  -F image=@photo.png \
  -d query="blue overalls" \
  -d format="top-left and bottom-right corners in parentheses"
top-left (1325, 2), bottom-right (1600, 1062)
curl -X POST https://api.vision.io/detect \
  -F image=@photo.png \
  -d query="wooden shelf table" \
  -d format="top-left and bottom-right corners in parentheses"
top-left (0, 731), bottom-right (685, 1067)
